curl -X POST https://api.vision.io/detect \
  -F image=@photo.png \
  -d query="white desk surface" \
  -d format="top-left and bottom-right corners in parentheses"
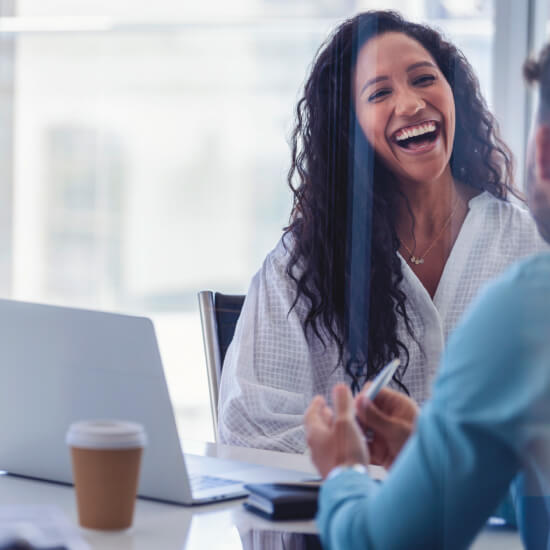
top-left (1, 440), bottom-right (523, 550)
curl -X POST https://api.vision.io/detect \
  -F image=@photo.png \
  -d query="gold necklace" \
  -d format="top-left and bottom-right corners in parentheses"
top-left (400, 195), bottom-right (460, 266)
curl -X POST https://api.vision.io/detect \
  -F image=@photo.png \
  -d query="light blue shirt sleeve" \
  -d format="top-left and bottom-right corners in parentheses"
top-left (317, 253), bottom-right (550, 550)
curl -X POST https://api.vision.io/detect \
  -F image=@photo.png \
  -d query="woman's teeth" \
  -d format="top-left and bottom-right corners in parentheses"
top-left (395, 122), bottom-right (437, 142)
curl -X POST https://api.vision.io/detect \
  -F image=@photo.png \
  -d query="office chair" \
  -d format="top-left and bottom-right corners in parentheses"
top-left (198, 290), bottom-right (245, 439)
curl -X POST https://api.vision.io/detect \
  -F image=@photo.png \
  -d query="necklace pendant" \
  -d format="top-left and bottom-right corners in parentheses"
top-left (410, 255), bottom-right (424, 265)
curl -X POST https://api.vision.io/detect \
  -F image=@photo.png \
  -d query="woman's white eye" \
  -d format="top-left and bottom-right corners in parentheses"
top-left (368, 89), bottom-right (391, 102)
top-left (413, 75), bottom-right (436, 86)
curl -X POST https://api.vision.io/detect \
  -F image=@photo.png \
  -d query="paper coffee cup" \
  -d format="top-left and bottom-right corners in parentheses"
top-left (66, 420), bottom-right (147, 530)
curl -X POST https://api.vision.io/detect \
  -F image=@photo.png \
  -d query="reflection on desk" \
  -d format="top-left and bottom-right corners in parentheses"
top-left (1, 441), bottom-right (522, 550)
top-left (240, 530), bottom-right (321, 550)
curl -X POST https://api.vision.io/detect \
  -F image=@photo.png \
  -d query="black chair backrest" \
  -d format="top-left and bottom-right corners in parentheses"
top-left (214, 292), bottom-right (245, 369)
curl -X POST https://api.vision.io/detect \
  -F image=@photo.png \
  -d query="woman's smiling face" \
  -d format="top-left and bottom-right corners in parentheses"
top-left (353, 32), bottom-right (456, 186)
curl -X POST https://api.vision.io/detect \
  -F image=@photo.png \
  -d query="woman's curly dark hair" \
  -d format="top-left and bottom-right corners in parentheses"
top-left (283, 10), bottom-right (514, 394)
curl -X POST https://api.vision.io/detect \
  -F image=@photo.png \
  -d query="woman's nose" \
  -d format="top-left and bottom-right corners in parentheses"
top-left (394, 90), bottom-right (426, 117)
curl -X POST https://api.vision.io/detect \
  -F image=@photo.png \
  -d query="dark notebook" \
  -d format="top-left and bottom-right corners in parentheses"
top-left (243, 482), bottom-right (320, 520)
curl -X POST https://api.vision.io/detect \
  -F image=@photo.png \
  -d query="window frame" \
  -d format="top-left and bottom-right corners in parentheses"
top-left (492, 0), bottom-right (548, 189)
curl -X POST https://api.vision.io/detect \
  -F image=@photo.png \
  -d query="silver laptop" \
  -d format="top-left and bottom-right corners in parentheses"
top-left (0, 299), bottom-right (309, 504)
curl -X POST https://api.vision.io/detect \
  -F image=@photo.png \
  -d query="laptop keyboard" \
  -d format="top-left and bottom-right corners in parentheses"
top-left (189, 474), bottom-right (241, 492)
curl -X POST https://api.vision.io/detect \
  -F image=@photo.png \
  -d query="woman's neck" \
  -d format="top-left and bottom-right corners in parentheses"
top-left (396, 173), bottom-right (462, 240)
top-left (394, 173), bottom-right (479, 299)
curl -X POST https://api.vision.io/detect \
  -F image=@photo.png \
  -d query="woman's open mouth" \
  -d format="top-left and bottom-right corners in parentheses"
top-left (391, 121), bottom-right (440, 153)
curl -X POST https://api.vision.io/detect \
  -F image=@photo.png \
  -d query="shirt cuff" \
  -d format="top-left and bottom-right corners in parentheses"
top-left (327, 463), bottom-right (368, 480)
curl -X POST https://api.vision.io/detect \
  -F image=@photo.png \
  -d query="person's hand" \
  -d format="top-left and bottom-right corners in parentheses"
top-left (529, 124), bottom-right (550, 242)
top-left (355, 384), bottom-right (419, 470)
top-left (304, 383), bottom-right (369, 478)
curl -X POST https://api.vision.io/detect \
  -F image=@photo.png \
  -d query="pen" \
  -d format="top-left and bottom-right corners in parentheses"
top-left (363, 358), bottom-right (400, 402)
top-left (361, 358), bottom-right (400, 443)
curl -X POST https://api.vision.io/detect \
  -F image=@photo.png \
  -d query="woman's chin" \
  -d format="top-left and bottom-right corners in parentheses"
top-left (394, 164), bottom-right (450, 187)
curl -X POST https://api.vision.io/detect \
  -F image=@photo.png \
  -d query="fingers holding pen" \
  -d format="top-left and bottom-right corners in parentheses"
top-left (354, 384), bottom-right (419, 468)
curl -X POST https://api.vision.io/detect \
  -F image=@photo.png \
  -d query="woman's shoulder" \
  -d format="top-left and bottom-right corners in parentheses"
top-left (262, 232), bottom-right (294, 271)
top-left (469, 191), bottom-right (537, 230)
top-left (247, 233), bottom-right (312, 322)
top-left (253, 233), bottom-right (303, 290)
top-left (467, 190), bottom-right (548, 256)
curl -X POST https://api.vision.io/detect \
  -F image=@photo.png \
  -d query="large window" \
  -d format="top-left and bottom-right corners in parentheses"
top-left (1, 0), bottom-right (497, 441)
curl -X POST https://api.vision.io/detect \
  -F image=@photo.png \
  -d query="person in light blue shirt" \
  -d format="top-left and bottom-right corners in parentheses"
top-left (304, 44), bottom-right (550, 549)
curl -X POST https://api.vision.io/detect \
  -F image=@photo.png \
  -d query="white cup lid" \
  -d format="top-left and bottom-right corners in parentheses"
top-left (66, 420), bottom-right (147, 449)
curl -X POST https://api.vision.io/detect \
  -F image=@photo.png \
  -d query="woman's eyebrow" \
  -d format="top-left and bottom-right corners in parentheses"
top-left (406, 61), bottom-right (436, 72)
top-left (360, 75), bottom-right (389, 96)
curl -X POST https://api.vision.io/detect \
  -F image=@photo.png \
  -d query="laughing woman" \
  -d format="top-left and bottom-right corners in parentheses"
top-left (218, 10), bottom-right (547, 452)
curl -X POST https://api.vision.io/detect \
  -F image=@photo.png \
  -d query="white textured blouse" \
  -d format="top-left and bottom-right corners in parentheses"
top-left (218, 193), bottom-right (548, 452)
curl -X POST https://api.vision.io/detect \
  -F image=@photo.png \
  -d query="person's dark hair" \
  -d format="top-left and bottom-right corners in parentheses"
top-left (524, 43), bottom-right (550, 109)
top-left (284, 10), bottom-right (515, 393)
